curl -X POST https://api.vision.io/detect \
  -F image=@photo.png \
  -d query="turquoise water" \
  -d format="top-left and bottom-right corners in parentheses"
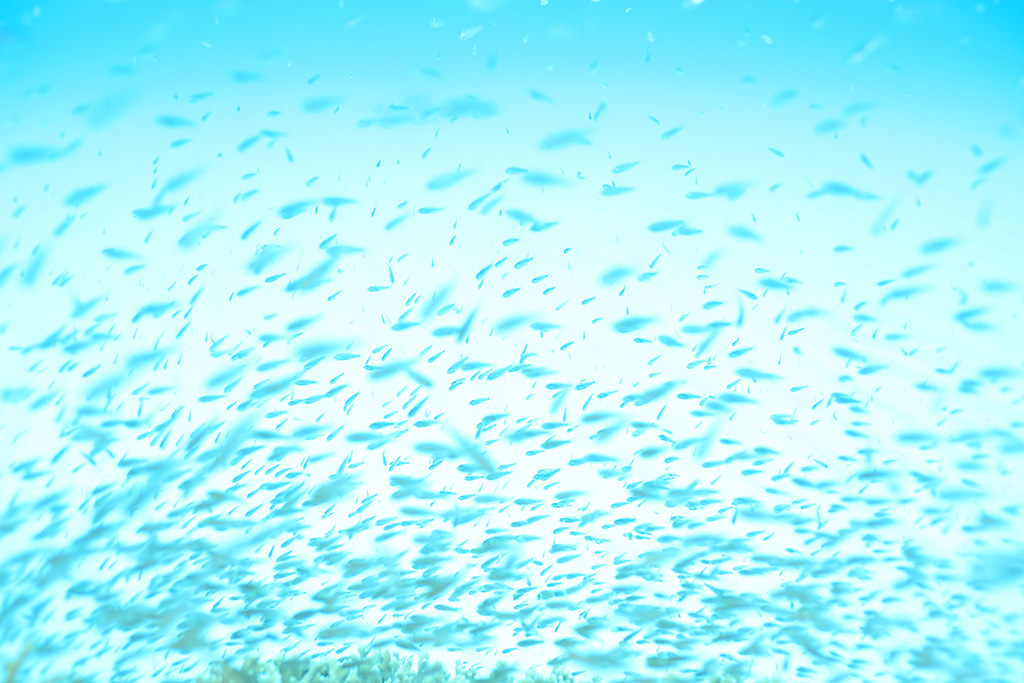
top-left (1, 1), bottom-right (1023, 681)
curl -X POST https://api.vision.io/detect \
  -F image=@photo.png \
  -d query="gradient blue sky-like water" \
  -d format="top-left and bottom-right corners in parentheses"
top-left (2, 1), bottom-right (1024, 682)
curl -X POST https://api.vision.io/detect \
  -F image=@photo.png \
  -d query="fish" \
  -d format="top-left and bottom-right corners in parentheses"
top-left (807, 182), bottom-right (878, 200)
top-left (539, 130), bottom-right (591, 151)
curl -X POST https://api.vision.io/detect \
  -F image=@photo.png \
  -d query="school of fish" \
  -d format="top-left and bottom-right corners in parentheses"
top-left (1, 1), bottom-right (1023, 682)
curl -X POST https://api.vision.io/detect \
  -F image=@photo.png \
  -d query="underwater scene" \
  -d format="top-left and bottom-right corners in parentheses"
top-left (1, 1), bottom-right (1023, 681)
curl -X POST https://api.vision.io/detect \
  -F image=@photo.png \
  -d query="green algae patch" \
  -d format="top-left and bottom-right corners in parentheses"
top-left (196, 648), bottom-right (591, 683)
top-left (194, 647), bottom-right (778, 683)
